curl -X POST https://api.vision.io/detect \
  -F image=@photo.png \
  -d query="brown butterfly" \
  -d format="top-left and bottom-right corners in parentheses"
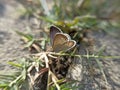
top-left (50, 25), bottom-right (76, 52)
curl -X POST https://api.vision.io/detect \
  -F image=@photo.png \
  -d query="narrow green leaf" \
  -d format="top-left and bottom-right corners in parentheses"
top-left (21, 68), bottom-right (27, 80)
top-left (15, 31), bottom-right (33, 41)
top-left (7, 62), bottom-right (22, 68)
top-left (24, 39), bottom-right (35, 48)
top-left (0, 84), bottom-right (8, 88)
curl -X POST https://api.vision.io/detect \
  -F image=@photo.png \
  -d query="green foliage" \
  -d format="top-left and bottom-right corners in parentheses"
top-left (0, 58), bottom-right (30, 90)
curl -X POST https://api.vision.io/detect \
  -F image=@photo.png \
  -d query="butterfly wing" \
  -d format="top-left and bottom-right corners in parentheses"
top-left (52, 33), bottom-right (76, 52)
top-left (66, 40), bottom-right (76, 51)
top-left (50, 25), bottom-right (62, 45)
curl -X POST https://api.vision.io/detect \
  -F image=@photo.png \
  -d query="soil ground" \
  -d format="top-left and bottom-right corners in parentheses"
top-left (0, 0), bottom-right (29, 72)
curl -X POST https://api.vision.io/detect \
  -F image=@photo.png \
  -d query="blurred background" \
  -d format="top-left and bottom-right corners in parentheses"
top-left (0, 0), bottom-right (120, 90)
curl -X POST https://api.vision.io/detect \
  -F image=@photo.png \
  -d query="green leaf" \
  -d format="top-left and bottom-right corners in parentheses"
top-left (0, 74), bottom-right (15, 81)
top-left (0, 84), bottom-right (8, 88)
top-left (7, 62), bottom-right (22, 68)
top-left (24, 39), bottom-right (35, 48)
top-left (15, 31), bottom-right (33, 41)
top-left (21, 68), bottom-right (27, 80)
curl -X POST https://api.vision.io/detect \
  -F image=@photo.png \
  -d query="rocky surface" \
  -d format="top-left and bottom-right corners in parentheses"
top-left (0, 0), bottom-right (29, 72)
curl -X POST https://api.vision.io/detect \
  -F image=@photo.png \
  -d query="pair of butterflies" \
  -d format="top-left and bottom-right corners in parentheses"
top-left (50, 25), bottom-right (76, 52)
